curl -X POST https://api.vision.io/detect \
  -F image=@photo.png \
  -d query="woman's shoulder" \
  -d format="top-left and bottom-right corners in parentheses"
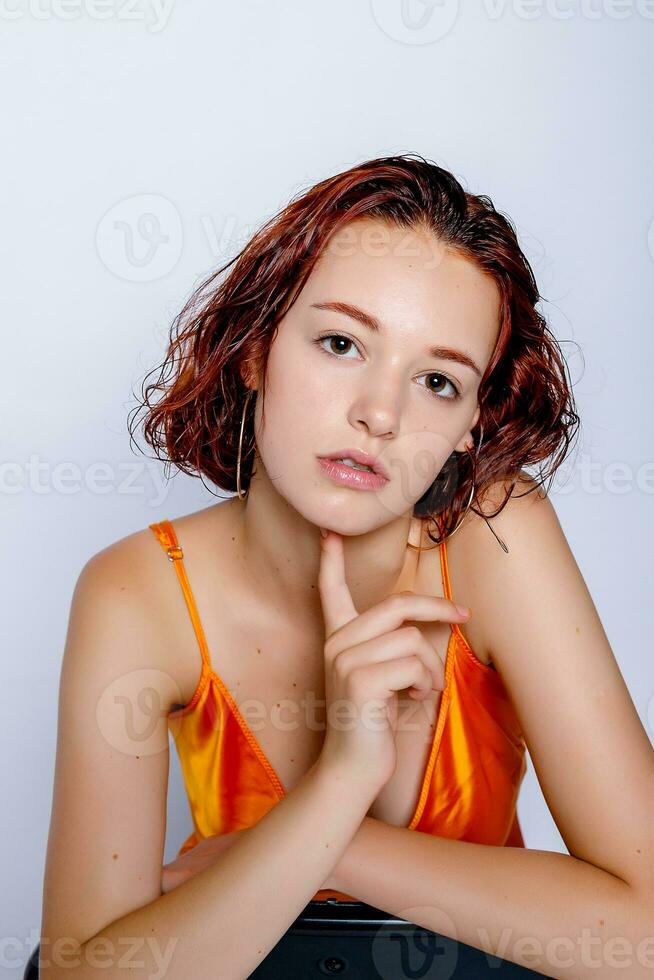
top-left (75, 503), bottom-right (230, 704)
top-left (445, 470), bottom-right (552, 663)
top-left (452, 469), bottom-right (548, 552)
top-left (84, 501), bottom-right (231, 587)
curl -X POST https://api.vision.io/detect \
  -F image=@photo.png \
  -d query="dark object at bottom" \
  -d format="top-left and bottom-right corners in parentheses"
top-left (249, 899), bottom-right (554, 979)
top-left (25, 900), bottom-right (554, 979)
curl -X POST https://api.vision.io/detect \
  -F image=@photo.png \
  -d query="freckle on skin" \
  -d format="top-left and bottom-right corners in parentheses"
top-left (113, 853), bottom-right (118, 860)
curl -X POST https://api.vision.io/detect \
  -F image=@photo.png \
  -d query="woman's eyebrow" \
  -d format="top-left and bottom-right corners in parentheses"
top-left (310, 300), bottom-right (482, 378)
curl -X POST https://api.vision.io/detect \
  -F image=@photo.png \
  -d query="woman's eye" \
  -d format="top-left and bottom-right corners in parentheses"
top-left (316, 333), bottom-right (358, 358)
top-left (313, 333), bottom-right (461, 402)
top-left (417, 373), bottom-right (460, 401)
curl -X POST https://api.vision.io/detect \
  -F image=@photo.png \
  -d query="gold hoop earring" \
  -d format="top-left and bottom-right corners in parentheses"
top-left (410, 426), bottom-right (482, 555)
top-left (236, 389), bottom-right (255, 500)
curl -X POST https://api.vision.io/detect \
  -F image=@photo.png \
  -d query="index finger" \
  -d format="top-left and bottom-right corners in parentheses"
top-left (317, 529), bottom-right (359, 639)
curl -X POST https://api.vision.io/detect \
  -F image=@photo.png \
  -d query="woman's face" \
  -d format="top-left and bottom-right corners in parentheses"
top-left (248, 217), bottom-right (501, 536)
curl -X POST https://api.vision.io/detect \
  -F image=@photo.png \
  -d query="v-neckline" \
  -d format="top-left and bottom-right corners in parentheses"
top-left (160, 515), bottom-right (457, 831)
top-left (202, 623), bottom-right (456, 831)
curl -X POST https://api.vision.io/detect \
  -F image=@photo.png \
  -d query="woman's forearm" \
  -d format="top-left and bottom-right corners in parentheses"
top-left (332, 817), bottom-right (654, 979)
top-left (43, 761), bottom-right (374, 980)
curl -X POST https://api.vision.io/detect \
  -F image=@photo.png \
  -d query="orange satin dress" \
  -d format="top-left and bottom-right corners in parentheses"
top-left (150, 518), bottom-right (527, 902)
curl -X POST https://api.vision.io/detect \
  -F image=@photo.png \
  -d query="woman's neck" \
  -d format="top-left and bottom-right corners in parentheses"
top-left (224, 489), bottom-right (426, 626)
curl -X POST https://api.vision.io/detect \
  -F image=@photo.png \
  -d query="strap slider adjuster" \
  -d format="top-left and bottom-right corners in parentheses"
top-left (166, 545), bottom-right (184, 562)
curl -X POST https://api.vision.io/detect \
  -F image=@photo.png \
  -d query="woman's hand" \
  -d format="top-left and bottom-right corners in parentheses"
top-left (161, 828), bottom-right (342, 893)
top-left (317, 528), bottom-right (470, 793)
top-left (161, 830), bottom-right (247, 894)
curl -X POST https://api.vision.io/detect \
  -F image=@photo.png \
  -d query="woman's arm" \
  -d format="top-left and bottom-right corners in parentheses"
top-left (40, 540), bottom-right (377, 980)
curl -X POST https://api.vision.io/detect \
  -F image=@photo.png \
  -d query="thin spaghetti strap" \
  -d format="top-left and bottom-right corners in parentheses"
top-left (439, 535), bottom-right (453, 602)
top-left (148, 519), bottom-right (213, 675)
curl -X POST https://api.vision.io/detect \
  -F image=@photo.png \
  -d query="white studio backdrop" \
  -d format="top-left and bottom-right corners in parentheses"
top-left (1, 1), bottom-right (653, 971)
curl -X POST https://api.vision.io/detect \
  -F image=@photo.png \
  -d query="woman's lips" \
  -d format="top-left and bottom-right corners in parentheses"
top-left (317, 457), bottom-right (389, 491)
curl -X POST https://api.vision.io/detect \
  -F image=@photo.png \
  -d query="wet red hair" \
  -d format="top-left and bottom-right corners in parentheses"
top-left (128, 153), bottom-right (580, 543)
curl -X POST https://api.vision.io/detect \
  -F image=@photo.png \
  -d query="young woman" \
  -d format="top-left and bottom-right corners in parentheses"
top-left (39, 154), bottom-right (654, 979)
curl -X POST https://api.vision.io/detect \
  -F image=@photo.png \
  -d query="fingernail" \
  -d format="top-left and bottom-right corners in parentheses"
top-left (319, 527), bottom-right (328, 539)
top-left (456, 604), bottom-right (470, 616)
